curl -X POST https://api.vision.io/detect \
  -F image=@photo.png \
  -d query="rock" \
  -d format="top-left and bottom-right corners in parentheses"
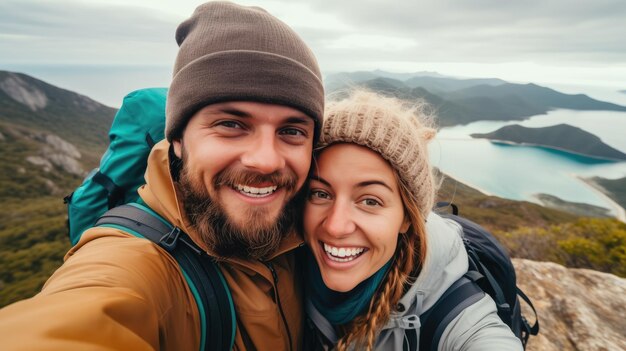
top-left (42, 178), bottom-right (62, 195)
top-left (0, 73), bottom-right (48, 111)
top-left (34, 133), bottom-right (81, 159)
top-left (514, 258), bottom-right (626, 351)
top-left (45, 152), bottom-right (84, 176)
top-left (25, 156), bottom-right (52, 172)
top-left (24, 132), bottom-right (85, 176)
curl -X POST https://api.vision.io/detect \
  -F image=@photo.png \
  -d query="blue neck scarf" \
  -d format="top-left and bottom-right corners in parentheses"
top-left (305, 248), bottom-right (391, 326)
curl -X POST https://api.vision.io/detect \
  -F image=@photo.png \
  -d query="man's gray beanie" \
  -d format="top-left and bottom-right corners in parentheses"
top-left (166, 1), bottom-right (324, 141)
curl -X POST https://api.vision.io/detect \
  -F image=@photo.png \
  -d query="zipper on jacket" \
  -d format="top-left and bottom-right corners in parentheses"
top-left (264, 261), bottom-right (293, 351)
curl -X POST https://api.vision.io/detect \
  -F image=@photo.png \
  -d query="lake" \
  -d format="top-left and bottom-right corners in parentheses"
top-left (431, 109), bottom-right (626, 216)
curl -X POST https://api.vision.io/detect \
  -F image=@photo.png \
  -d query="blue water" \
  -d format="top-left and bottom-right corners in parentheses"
top-left (431, 109), bottom-right (626, 213)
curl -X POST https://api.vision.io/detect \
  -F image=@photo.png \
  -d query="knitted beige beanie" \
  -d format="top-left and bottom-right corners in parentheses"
top-left (166, 1), bottom-right (324, 141)
top-left (319, 91), bottom-right (436, 220)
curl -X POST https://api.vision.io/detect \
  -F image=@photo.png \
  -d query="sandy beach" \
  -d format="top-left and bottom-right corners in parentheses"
top-left (579, 176), bottom-right (626, 222)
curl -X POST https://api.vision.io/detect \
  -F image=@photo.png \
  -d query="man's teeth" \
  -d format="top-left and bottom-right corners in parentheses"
top-left (235, 184), bottom-right (278, 197)
top-left (323, 243), bottom-right (365, 262)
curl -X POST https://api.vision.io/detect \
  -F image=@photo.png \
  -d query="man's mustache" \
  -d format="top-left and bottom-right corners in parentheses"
top-left (213, 167), bottom-right (298, 192)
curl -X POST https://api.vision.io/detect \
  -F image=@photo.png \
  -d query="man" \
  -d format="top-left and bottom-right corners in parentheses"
top-left (0, 2), bottom-right (324, 350)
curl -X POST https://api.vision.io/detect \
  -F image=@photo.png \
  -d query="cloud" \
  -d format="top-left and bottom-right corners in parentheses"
top-left (2, 0), bottom-right (625, 81)
top-left (283, 0), bottom-right (626, 65)
top-left (0, 0), bottom-right (180, 64)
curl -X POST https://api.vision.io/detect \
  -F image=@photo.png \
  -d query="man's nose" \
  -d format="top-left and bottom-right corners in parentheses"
top-left (322, 200), bottom-right (356, 238)
top-left (240, 130), bottom-right (286, 174)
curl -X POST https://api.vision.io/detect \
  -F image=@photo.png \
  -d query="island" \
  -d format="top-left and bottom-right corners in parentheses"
top-left (471, 124), bottom-right (626, 161)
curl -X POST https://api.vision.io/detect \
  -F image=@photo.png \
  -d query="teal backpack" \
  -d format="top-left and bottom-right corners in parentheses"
top-left (64, 88), bottom-right (235, 351)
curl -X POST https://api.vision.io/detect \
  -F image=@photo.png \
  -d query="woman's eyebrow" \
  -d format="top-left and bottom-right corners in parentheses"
top-left (309, 175), bottom-right (330, 187)
top-left (356, 180), bottom-right (393, 192)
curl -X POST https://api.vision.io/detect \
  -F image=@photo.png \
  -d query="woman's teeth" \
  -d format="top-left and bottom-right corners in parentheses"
top-left (235, 184), bottom-right (278, 197)
top-left (323, 243), bottom-right (365, 262)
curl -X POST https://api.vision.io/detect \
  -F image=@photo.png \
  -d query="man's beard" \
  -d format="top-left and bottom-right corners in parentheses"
top-left (176, 152), bottom-right (304, 261)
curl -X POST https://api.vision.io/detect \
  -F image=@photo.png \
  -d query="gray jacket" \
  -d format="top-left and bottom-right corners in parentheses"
top-left (306, 213), bottom-right (523, 350)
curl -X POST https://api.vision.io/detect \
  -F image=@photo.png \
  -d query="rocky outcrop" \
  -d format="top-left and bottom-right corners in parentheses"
top-left (514, 258), bottom-right (626, 351)
top-left (0, 72), bottom-right (48, 111)
top-left (37, 133), bottom-right (82, 160)
top-left (23, 131), bottom-right (84, 176)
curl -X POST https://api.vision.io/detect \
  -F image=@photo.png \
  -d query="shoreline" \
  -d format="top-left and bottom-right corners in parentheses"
top-left (440, 171), bottom-right (626, 222)
top-left (484, 139), bottom-right (626, 162)
top-left (578, 176), bottom-right (626, 222)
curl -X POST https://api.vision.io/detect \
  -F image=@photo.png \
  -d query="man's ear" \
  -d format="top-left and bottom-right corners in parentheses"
top-left (172, 138), bottom-right (183, 158)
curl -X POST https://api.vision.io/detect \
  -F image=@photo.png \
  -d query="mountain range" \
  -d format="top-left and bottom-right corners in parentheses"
top-left (325, 71), bottom-right (626, 127)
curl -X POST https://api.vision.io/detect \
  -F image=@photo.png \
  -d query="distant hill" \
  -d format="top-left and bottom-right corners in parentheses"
top-left (444, 83), bottom-right (626, 112)
top-left (403, 76), bottom-right (507, 93)
top-left (0, 70), bottom-right (116, 164)
top-left (0, 71), bottom-right (116, 308)
top-left (326, 70), bottom-right (626, 127)
top-left (471, 124), bottom-right (626, 161)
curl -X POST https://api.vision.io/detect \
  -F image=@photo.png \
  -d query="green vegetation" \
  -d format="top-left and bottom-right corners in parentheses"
top-left (0, 197), bottom-right (71, 307)
top-left (497, 218), bottom-right (626, 277)
top-left (436, 174), bottom-right (578, 232)
top-left (0, 71), bottom-right (112, 307)
top-left (437, 175), bottom-right (626, 277)
top-left (533, 193), bottom-right (612, 218)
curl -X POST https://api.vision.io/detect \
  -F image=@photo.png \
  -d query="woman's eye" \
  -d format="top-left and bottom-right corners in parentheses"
top-left (362, 198), bottom-right (381, 207)
top-left (309, 190), bottom-right (330, 201)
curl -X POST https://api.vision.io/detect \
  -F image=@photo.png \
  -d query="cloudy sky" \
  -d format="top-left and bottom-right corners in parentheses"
top-left (1, 0), bottom-right (625, 106)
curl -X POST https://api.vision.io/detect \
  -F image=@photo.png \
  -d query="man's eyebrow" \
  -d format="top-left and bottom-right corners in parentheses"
top-left (284, 116), bottom-right (314, 126)
top-left (217, 108), bottom-right (252, 118)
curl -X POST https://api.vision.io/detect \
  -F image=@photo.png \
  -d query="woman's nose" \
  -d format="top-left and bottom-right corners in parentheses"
top-left (322, 200), bottom-right (356, 238)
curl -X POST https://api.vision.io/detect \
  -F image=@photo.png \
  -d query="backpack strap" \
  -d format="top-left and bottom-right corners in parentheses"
top-left (95, 204), bottom-right (236, 351)
top-left (418, 274), bottom-right (485, 351)
top-left (516, 287), bottom-right (540, 347)
top-left (92, 171), bottom-right (125, 209)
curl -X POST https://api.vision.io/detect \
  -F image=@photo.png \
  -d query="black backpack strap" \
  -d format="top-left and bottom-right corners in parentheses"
top-left (516, 287), bottom-right (539, 347)
top-left (92, 171), bottom-right (125, 209)
top-left (95, 204), bottom-right (235, 351)
top-left (419, 274), bottom-right (485, 351)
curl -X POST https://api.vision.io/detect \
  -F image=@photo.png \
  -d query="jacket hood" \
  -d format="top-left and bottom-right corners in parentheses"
top-left (138, 140), bottom-right (304, 263)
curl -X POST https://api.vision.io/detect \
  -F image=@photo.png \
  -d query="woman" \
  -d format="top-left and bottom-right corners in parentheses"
top-left (303, 90), bottom-right (522, 350)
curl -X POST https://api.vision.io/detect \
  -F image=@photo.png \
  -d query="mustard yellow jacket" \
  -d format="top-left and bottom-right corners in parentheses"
top-left (0, 140), bottom-right (304, 350)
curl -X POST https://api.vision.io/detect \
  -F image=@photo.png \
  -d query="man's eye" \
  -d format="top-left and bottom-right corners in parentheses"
top-left (280, 128), bottom-right (305, 136)
top-left (217, 121), bottom-right (243, 129)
